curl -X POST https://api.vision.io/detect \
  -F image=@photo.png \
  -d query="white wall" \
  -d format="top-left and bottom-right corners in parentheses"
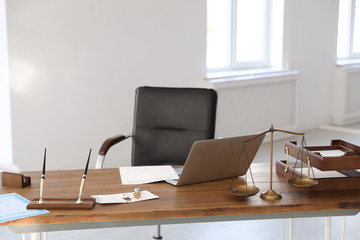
top-left (0, 0), bottom-right (13, 164)
top-left (331, 65), bottom-right (360, 125)
top-left (5, 0), bottom-right (352, 170)
top-left (283, 0), bottom-right (339, 129)
top-left (214, 73), bottom-right (298, 138)
top-left (6, 0), bottom-right (209, 170)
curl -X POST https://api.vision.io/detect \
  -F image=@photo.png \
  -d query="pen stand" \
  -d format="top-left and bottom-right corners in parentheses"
top-left (1, 172), bottom-right (31, 188)
top-left (27, 198), bottom-right (96, 210)
top-left (27, 148), bottom-right (95, 210)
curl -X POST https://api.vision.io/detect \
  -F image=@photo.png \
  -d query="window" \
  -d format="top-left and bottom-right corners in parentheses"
top-left (337, 0), bottom-right (360, 60)
top-left (207, 0), bottom-right (284, 72)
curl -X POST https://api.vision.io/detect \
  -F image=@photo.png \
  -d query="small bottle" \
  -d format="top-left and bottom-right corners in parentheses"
top-left (134, 187), bottom-right (141, 199)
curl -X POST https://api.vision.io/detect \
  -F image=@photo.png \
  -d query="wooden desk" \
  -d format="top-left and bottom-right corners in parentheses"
top-left (1, 163), bottom-right (360, 235)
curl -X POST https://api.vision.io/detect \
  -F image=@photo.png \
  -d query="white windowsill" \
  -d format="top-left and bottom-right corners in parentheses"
top-left (337, 59), bottom-right (360, 68)
top-left (336, 59), bottom-right (360, 74)
top-left (206, 68), bottom-right (299, 89)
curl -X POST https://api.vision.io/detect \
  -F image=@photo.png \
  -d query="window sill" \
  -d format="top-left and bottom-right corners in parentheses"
top-left (206, 68), bottom-right (299, 89)
top-left (337, 59), bottom-right (360, 68)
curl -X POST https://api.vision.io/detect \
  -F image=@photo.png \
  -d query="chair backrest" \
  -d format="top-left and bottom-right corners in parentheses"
top-left (131, 86), bottom-right (217, 166)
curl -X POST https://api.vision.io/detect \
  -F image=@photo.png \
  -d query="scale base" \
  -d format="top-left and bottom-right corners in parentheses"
top-left (229, 185), bottom-right (259, 197)
top-left (260, 189), bottom-right (282, 200)
top-left (27, 198), bottom-right (95, 210)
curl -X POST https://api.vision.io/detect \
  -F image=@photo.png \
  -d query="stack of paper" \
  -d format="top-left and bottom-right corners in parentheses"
top-left (316, 150), bottom-right (345, 157)
top-left (0, 164), bottom-right (22, 174)
top-left (119, 165), bottom-right (179, 185)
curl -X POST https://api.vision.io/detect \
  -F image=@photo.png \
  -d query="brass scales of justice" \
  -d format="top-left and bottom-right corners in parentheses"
top-left (229, 125), bottom-right (318, 200)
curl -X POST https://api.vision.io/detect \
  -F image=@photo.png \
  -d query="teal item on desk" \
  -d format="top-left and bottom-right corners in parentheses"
top-left (0, 193), bottom-right (48, 223)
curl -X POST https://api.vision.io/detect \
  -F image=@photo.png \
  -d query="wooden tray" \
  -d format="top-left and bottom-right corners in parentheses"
top-left (27, 198), bottom-right (95, 210)
top-left (276, 160), bottom-right (360, 191)
top-left (285, 140), bottom-right (360, 171)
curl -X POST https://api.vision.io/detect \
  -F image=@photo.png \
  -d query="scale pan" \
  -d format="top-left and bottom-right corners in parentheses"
top-left (288, 178), bottom-right (318, 188)
top-left (229, 185), bottom-right (259, 197)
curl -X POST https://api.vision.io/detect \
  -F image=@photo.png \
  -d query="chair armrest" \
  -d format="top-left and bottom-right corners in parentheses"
top-left (98, 134), bottom-right (131, 156)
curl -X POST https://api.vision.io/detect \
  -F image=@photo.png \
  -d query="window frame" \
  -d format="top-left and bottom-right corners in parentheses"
top-left (207, 0), bottom-right (271, 72)
top-left (337, 0), bottom-right (360, 61)
top-left (232, 0), bottom-right (270, 70)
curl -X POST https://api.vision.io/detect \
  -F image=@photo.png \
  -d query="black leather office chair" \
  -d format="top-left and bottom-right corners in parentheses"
top-left (95, 86), bottom-right (217, 239)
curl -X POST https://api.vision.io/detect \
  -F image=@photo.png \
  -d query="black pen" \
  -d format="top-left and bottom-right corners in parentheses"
top-left (76, 149), bottom-right (92, 204)
top-left (38, 148), bottom-right (46, 204)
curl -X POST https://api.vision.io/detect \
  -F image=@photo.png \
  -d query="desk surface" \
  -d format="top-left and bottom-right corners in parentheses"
top-left (1, 163), bottom-right (360, 233)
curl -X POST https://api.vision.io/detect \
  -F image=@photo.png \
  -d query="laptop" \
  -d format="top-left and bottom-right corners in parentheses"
top-left (166, 134), bottom-right (265, 186)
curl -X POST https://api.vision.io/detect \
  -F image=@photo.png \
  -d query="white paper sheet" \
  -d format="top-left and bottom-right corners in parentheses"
top-left (92, 190), bottom-right (159, 204)
top-left (119, 165), bottom-right (179, 185)
top-left (0, 193), bottom-right (48, 223)
top-left (294, 166), bottom-right (346, 178)
top-left (0, 164), bottom-right (22, 174)
top-left (316, 150), bottom-right (345, 157)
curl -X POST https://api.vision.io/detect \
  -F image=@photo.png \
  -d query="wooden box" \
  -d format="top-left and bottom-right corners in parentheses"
top-left (1, 172), bottom-right (31, 188)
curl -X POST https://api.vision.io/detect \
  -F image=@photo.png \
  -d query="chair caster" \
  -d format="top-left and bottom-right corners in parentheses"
top-left (153, 236), bottom-right (163, 240)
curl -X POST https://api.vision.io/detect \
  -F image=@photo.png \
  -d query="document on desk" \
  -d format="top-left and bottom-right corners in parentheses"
top-left (0, 193), bottom-right (48, 223)
top-left (0, 164), bottom-right (22, 174)
top-left (316, 150), bottom-right (345, 157)
top-left (119, 165), bottom-right (179, 185)
top-left (92, 190), bottom-right (159, 204)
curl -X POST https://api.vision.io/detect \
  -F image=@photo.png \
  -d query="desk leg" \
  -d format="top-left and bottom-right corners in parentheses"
top-left (325, 217), bottom-right (331, 240)
top-left (30, 233), bottom-right (41, 240)
top-left (341, 216), bottom-right (346, 240)
top-left (25, 232), bottom-right (47, 240)
top-left (153, 225), bottom-right (163, 239)
top-left (289, 218), bottom-right (296, 240)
